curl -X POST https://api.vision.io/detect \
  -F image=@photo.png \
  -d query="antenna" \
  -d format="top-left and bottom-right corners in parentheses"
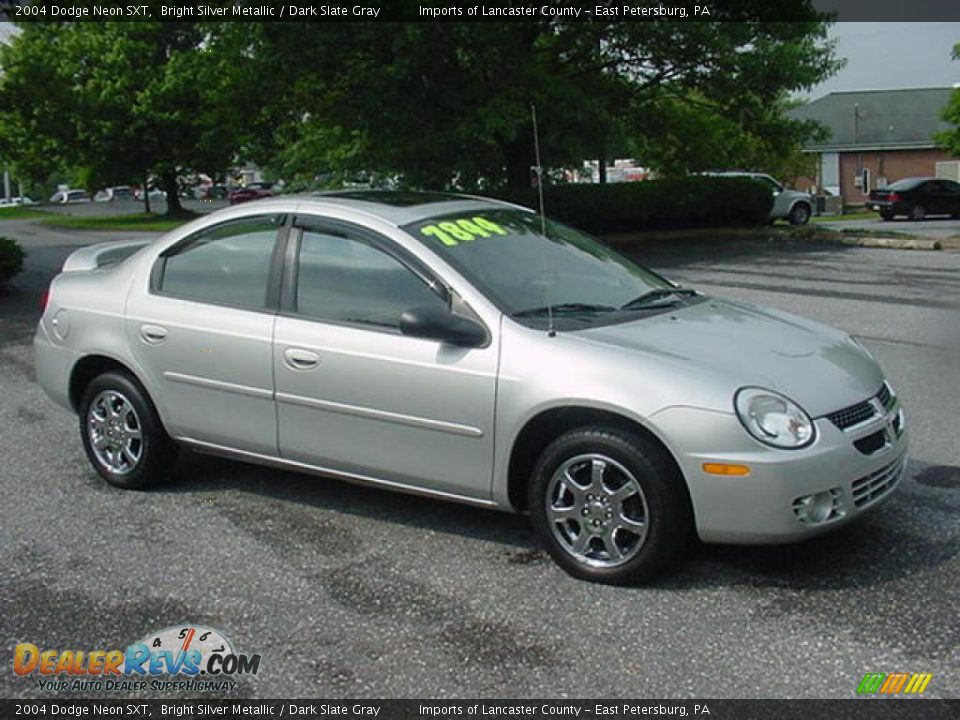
top-left (531, 103), bottom-right (556, 338)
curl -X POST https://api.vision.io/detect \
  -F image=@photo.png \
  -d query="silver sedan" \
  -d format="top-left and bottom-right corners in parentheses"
top-left (34, 191), bottom-right (907, 583)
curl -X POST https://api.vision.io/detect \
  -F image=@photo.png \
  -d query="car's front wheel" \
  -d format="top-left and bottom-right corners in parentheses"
top-left (529, 426), bottom-right (691, 584)
top-left (79, 372), bottom-right (177, 489)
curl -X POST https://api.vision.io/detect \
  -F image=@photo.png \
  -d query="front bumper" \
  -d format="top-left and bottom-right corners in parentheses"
top-left (650, 400), bottom-right (908, 544)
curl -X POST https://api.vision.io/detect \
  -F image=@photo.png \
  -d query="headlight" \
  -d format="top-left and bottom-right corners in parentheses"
top-left (734, 387), bottom-right (815, 449)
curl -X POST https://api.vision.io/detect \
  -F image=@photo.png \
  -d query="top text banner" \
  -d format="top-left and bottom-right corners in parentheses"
top-left (1, 0), bottom-right (959, 22)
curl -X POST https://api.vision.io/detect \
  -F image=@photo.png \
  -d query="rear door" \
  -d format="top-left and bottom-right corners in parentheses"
top-left (272, 216), bottom-right (498, 500)
top-left (126, 214), bottom-right (286, 455)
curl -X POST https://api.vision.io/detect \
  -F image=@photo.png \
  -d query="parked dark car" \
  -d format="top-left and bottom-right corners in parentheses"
top-left (198, 184), bottom-right (229, 201)
top-left (228, 182), bottom-right (274, 205)
top-left (868, 177), bottom-right (960, 221)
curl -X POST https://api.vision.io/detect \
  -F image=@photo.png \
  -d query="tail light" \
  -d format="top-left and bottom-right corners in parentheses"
top-left (888, 193), bottom-right (901, 203)
top-left (40, 286), bottom-right (50, 314)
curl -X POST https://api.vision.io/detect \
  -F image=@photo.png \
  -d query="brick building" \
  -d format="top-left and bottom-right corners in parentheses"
top-left (790, 87), bottom-right (957, 208)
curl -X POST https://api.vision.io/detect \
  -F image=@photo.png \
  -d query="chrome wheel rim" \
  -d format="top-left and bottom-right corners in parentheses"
top-left (911, 205), bottom-right (925, 220)
top-left (546, 453), bottom-right (649, 568)
top-left (87, 390), bottom-right (143, 475)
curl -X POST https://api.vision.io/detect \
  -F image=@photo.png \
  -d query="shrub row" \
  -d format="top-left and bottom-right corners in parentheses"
top-left (0, 237), bottom-right (25, 285)
top-left (483, 176), bottom-right (772, 234)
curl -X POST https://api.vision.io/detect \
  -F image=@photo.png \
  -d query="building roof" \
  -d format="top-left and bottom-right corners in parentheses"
top-left (790, 87), bottom-right (955, 152)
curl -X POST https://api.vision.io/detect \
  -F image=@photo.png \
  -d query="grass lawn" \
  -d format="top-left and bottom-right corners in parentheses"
top-left (0, 207), bottom-right (53, 221)
top-left (812, 211), bottom-right (878, 223)
top-left (39, 212), bottom-right (192, 232)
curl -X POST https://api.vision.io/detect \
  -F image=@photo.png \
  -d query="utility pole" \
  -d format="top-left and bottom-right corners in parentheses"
top-left (3, 165), bottom-right (10, 200)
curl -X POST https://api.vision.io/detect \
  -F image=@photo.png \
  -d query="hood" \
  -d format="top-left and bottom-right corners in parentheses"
top-left (571, 297), bottom-right (882, 418)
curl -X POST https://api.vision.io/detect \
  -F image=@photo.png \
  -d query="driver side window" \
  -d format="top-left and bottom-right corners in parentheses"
top-left (295, 228), bottom-right (447, 329)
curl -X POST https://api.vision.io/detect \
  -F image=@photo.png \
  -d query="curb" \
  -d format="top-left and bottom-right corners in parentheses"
top-left (834, 236), bottom-right (942, 251)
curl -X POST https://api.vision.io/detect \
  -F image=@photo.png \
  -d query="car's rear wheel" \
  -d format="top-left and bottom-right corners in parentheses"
top-left (79, 372), bottom-right (177, 489)
top-left (788, 203), bottom-right (811, 226)
top-left (529, 426), bottom-right (691, 584)
top-left (910, 204), bottom-right (926, 221)
top-left (880, 210), bottom-right (894, 221)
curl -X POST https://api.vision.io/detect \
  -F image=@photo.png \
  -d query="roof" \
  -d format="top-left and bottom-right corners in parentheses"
top-left (255, 190), bottom-right (525, 226)
top-left (789, 87), bottom-right (955, 152)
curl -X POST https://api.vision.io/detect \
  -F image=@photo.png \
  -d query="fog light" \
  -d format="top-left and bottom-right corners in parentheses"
top-left (792, 488), bottom-right (845, 526)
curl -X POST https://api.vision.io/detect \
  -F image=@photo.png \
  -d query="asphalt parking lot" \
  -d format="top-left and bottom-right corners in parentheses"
top-left (0, 219), bottom-right (957, 699)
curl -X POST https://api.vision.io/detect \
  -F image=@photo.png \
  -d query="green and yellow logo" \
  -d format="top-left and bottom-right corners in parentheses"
top-left (857, 672), bottom-right (933, 695)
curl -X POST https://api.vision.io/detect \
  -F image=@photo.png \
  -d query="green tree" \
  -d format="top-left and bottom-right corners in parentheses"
top-left (936, 43), bottom-right (960, 156)
top-left (0, 20), bottom-right (237, 215)
top-left (632, 93), bottom-right (827, 180)
top-left (229, 7), bottom-right (839, 189)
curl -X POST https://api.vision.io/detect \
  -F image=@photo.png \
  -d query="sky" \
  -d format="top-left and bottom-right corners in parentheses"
top-left (806, 22), bottom-right (960, 99)
top-left (1, 20), bottom-right (958, 98)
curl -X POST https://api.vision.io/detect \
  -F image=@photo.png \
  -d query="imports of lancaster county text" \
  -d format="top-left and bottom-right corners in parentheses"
top-left (418, 5), bottom-right (713, 18)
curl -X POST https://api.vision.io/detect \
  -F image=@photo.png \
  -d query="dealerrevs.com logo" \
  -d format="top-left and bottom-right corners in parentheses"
top-left (13, 625), bottom-right (261, 693)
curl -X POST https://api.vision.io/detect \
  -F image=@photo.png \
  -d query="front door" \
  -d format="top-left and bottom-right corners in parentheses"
top-left (273, 218), bottom-right (498, 500)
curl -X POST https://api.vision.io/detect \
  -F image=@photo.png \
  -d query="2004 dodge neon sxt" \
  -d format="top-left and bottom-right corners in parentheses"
top-left (35, 191), bottom-right (907, 583)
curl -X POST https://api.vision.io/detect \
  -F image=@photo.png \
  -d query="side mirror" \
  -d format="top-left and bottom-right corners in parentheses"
top-left (400, 306), bottom-right (487, 348)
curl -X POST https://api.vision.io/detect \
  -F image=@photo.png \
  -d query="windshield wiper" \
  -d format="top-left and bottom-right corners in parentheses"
top-left (620, 288), bottom-right (698, 311)
top-left (512, 302), bottom-right (617, 318)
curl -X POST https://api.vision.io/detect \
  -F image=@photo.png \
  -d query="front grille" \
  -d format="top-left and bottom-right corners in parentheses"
top-left (826, 382), bottom-right (896, 430)
top-left (877, 382), bottom-right (895, 411)
top-left (827, 402), bottom-right (875, 429)
top-left (854, 430), bottom-right (887, 455)
top-left (851, 456), bottom-right (905, 508)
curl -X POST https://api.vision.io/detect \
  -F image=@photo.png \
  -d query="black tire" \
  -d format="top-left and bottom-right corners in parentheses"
top-left (788, 202), bottom-right (811, 226)
top-left (880, 211), bottom-right (894, 221)
top-left (78, 371), bottom-right (177, 489)
top-left (909, 204), bottom-right (926, 221)
top-left (528, 426), bottom-right (692, 585)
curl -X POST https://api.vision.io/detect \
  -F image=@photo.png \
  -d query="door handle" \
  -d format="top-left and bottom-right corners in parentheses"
top-left (283, 347), bottom-right (320, 370)
top-left (139, 324), bottom-right (168, 343)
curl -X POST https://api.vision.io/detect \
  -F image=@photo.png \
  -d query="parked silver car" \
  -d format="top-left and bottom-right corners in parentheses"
top-left (704, 171), bottom-right (813, 225)
top-left (49, 189), bottom-right (91, 204)
top-left (34, 192), bottom-right (906, 583)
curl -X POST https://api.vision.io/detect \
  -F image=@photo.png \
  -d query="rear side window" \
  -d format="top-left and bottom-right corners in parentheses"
top-left (295, 228), bottom-right (446, 329)
top-left (158, 217), bottom-right (281, 310)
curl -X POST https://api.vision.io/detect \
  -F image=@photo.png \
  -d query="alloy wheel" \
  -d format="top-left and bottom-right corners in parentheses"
top-left (546, 453), bottom-right (649, 568)
top-left (87, 390), bottom-right (143, 475)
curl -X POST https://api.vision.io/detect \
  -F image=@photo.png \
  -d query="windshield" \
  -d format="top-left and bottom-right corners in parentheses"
top-left (403, 208), bottom-right (682, 326)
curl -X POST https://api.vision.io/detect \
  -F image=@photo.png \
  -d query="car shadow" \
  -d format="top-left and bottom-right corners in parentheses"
top-left (156, 450), bottom-right (959, 592)
top-left (157, 448), bottom-right (534, 549)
